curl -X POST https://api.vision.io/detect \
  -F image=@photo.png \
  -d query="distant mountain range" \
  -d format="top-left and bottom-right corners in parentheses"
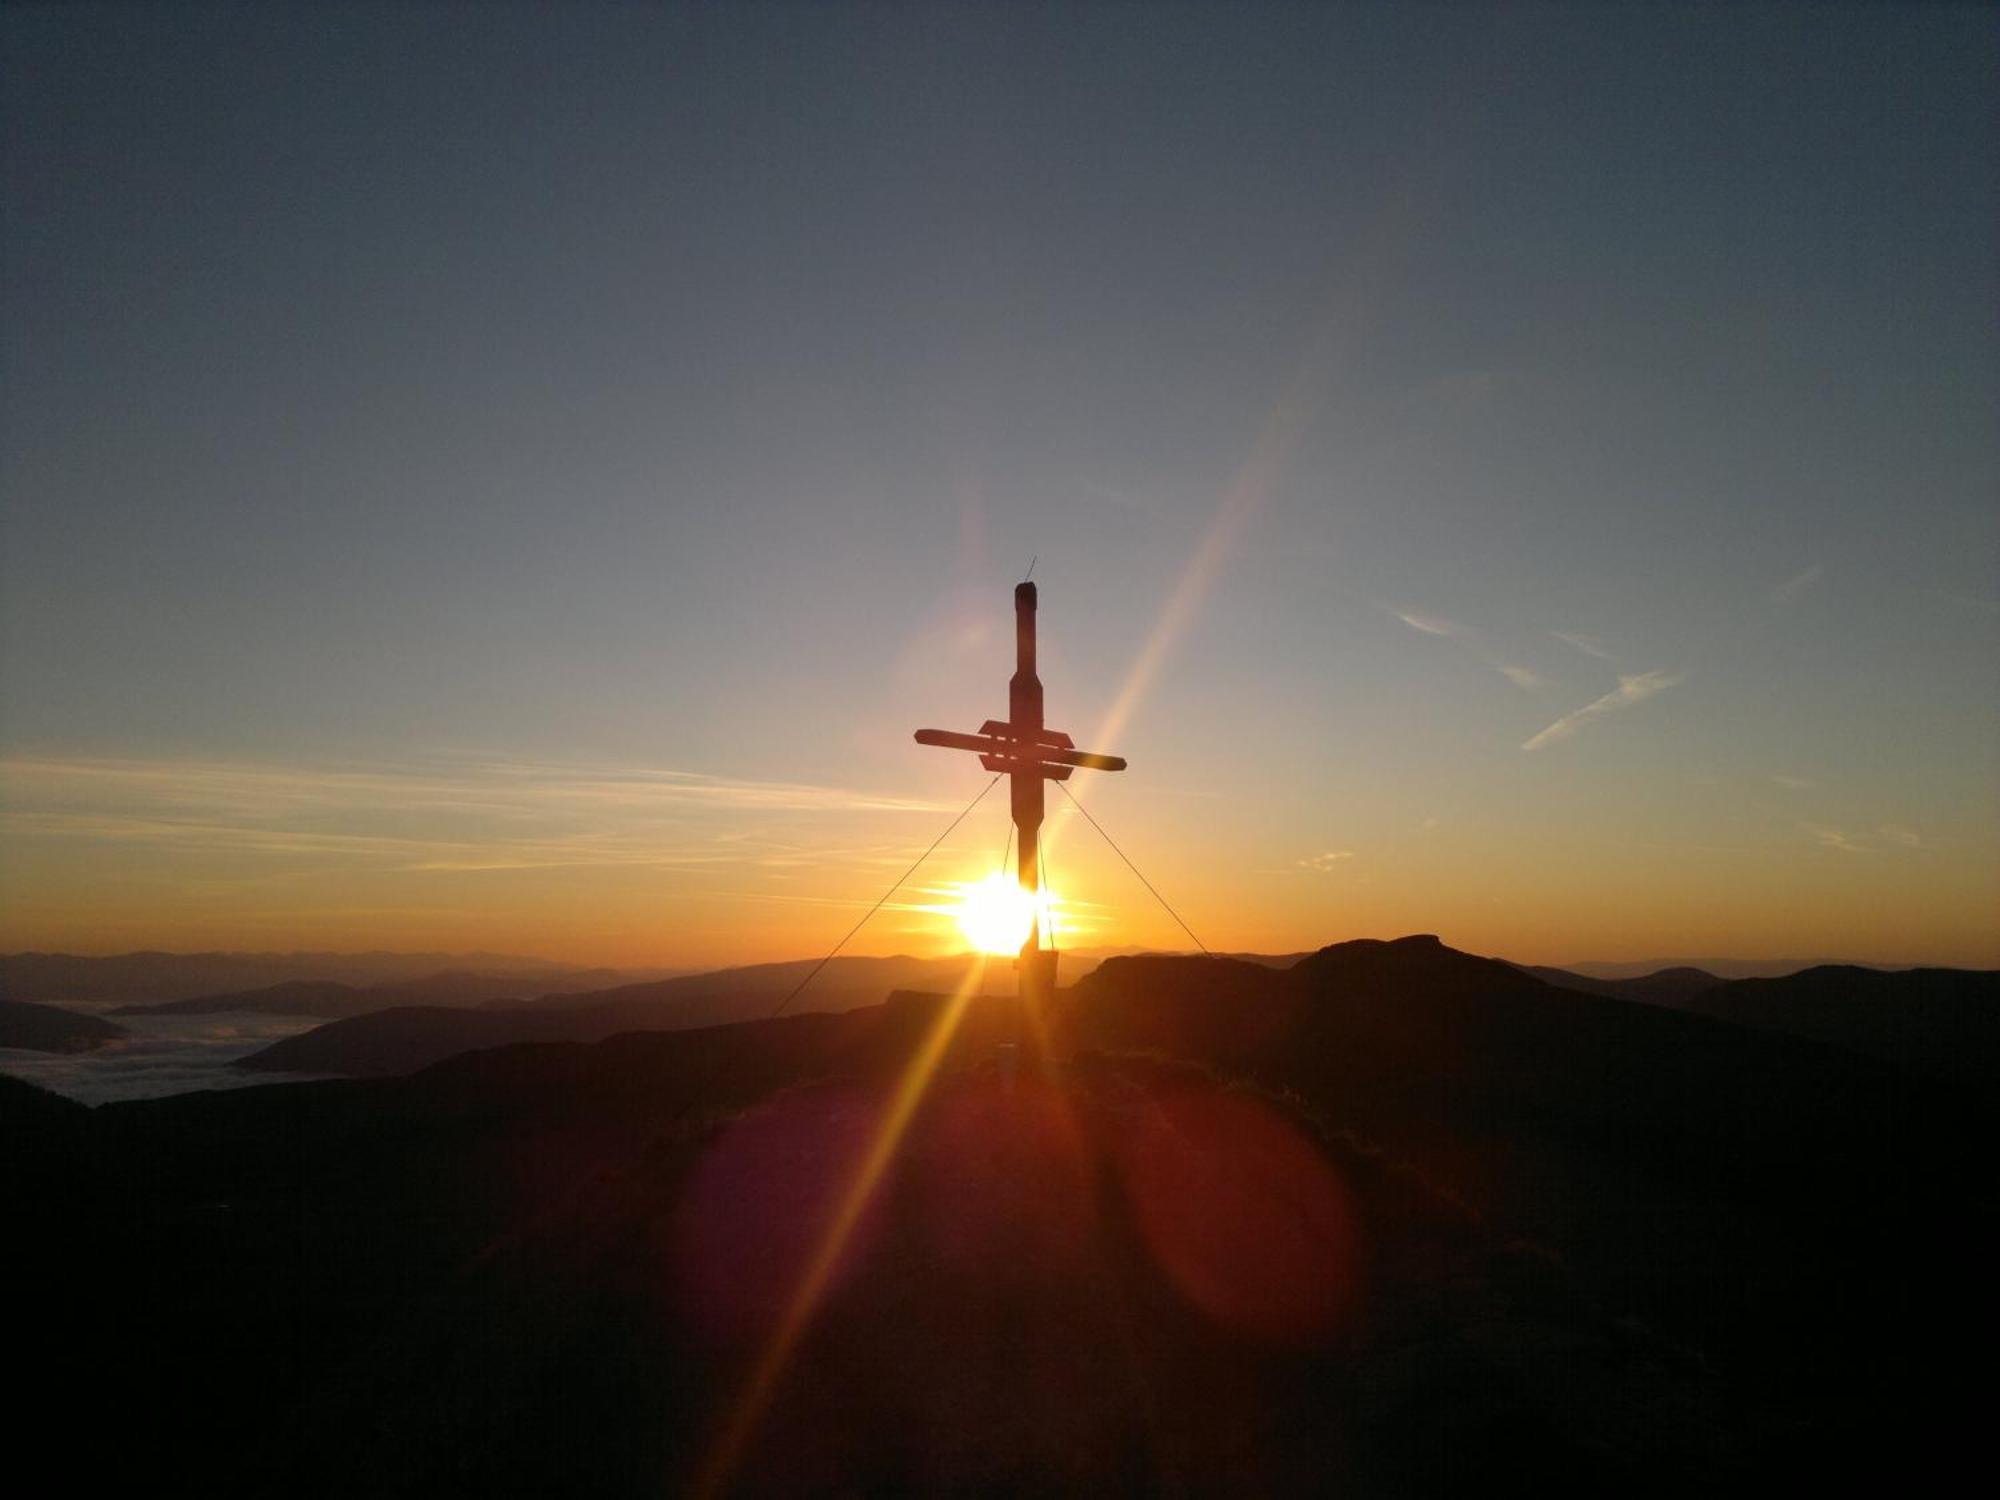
top-left (229, 940), bottom-right (1996, 1086)
top-left (8, 932), bottom-right (1990, 1494)
top-left (1517, 962), bottom-right (1723, 1005)
top-left (108, 968), bottom-right (628, 1019)
top-left (0, 943), bottom-right (1934, 1008)
top-left (8, 939), bottom-right (1988, 1098)
top-left (0, 949), bottom-right (668, 1005)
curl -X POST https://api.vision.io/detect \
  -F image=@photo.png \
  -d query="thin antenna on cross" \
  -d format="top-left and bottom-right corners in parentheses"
top-left (1023, 555), bottom-right (1037, 582)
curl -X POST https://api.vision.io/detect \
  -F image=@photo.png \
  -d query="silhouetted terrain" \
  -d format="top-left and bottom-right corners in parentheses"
top-left (0, 996), bottom-right (126, 1052)
top-left (241, 954), bottom-right (1017, 1077)
top-left (521, 953), bottom-right (1017, 1013)
top-left (10, 936), bottom-right (1989, 1496)
top-left (1677, 963), bottom-right (2000, 1081)
top-left (1524, 959), bottom-right (2000, 1079)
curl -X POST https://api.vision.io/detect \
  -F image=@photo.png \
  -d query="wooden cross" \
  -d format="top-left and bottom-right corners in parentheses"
top-left (915, 581), bottom-right (1126, 1005)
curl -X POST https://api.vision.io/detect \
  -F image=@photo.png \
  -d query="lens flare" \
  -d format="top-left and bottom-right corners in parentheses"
top-left (949, 872), bottom-right (1058, 955)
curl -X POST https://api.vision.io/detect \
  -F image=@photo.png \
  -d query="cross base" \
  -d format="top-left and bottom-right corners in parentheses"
top-left (1016, 943), bottom-right (1058, 1004)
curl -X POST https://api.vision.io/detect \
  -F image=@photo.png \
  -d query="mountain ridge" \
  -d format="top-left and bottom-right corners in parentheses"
top-left (240, 952), bottom-right (1019, 1077)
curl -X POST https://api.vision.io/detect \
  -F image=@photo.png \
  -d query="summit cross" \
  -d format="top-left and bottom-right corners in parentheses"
top-left (915, 581), bottom-right (1126, 1011)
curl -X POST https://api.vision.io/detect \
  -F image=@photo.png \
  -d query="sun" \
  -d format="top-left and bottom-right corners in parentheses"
top-left (949, 872), bottom-right (1060, 956)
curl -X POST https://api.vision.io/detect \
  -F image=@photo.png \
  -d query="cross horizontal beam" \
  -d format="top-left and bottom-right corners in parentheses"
top-left (979, 719), bottom-right (1073, 750)
top-left (913, 727), bottom-right (1126, 773)
top-left (980, 755), bottom-right (1072, 781)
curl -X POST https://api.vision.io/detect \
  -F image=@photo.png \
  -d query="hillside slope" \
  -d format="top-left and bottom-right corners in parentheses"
top-left (0, 997), bottom-right (127, 1053)
top-left (1068, 935), bottom-right (1993, 1479)
top-left (1677, 963), bottom-right (2000, 1080)
top-left (241, 954), bottom-right (1014, 1077)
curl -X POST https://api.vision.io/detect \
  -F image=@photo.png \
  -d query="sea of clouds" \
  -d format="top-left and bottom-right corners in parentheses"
top-left (0, 1005), bottom-right (334, 1104)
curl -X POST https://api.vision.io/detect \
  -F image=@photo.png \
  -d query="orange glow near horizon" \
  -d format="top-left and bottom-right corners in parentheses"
top-left (1, 751), bottom-right (1995, 973)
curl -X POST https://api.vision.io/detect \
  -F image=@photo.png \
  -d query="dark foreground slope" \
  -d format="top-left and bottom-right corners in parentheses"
top-left (1071, 937), bottom-right (1996, 1478)
top-left (10, 939), bottom-right (1990, 1497)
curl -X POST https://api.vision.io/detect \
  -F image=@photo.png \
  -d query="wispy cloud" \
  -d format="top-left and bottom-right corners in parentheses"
top-left (1, 755), bottom-right (949, 816)
top-left (1393, 610), bottom-right (1457, 637)
top-left (0, 754), bottom-right (955, 875)
top-left (1521, 670), bottom-right (1684, 751)
top-left (1551, 631), bottom-right (1615, 662)
top-left (1297, 850), bottom-right (1355, 873)
top-left (1877, 824), bottom-right (1922, 849)
top-left (1773, 564), bottom-right (1824, 605)
top-left (1391, 608), bottom-right (1544, 692)
top-left (1803, 823), bottom-right (1867, 854)
top-left (1771, 774), bottom-right (1814, 792)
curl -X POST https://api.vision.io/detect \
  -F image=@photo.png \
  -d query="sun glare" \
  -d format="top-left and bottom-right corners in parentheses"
top-left (950, 872), bottom-right (1059, 955)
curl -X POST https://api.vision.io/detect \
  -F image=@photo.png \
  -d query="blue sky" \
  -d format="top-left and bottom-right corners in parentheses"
top-left (3, 4), bottom-right (1994, 966)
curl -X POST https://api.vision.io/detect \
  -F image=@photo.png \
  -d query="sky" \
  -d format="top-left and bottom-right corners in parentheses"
top-left (2, 3), bottom-right (1995, 970)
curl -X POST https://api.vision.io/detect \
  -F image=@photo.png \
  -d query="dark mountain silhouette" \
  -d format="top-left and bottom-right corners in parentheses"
top-left (0, 997), bottom-right (127, 1052)
top-left (0, 948), bottom-right (643, 1006)
top-left (10, 933), bottom-right (1987, 1496)
top-left (1525, 958), bottom-right (1998, 1079)
top-left (239, 1003), bottom-right (582, 1075)
top-left (1675, 963), bottom-right (2000, 1081)
top-left (1072, 936), bottom-right (1987, 1200)
top-left (1519, 962), bottom-right (1623, 997)
top-left (1520, 962), bottom-right (1721, 1004)
top-left (109, 969), bottom-right (618, 1019)
top-left (241, 953), bottom-right (1014, 1077)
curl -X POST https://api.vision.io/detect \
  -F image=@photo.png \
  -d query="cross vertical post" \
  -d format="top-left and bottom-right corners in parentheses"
top-left (914, 581), bottom-right (1127, 1039)
top-left (1008, 583), bottom-right (1053, 1008)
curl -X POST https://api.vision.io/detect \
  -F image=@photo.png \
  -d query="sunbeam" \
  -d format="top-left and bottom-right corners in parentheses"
top-left (1041, 193), bottom-right (1416, 874)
